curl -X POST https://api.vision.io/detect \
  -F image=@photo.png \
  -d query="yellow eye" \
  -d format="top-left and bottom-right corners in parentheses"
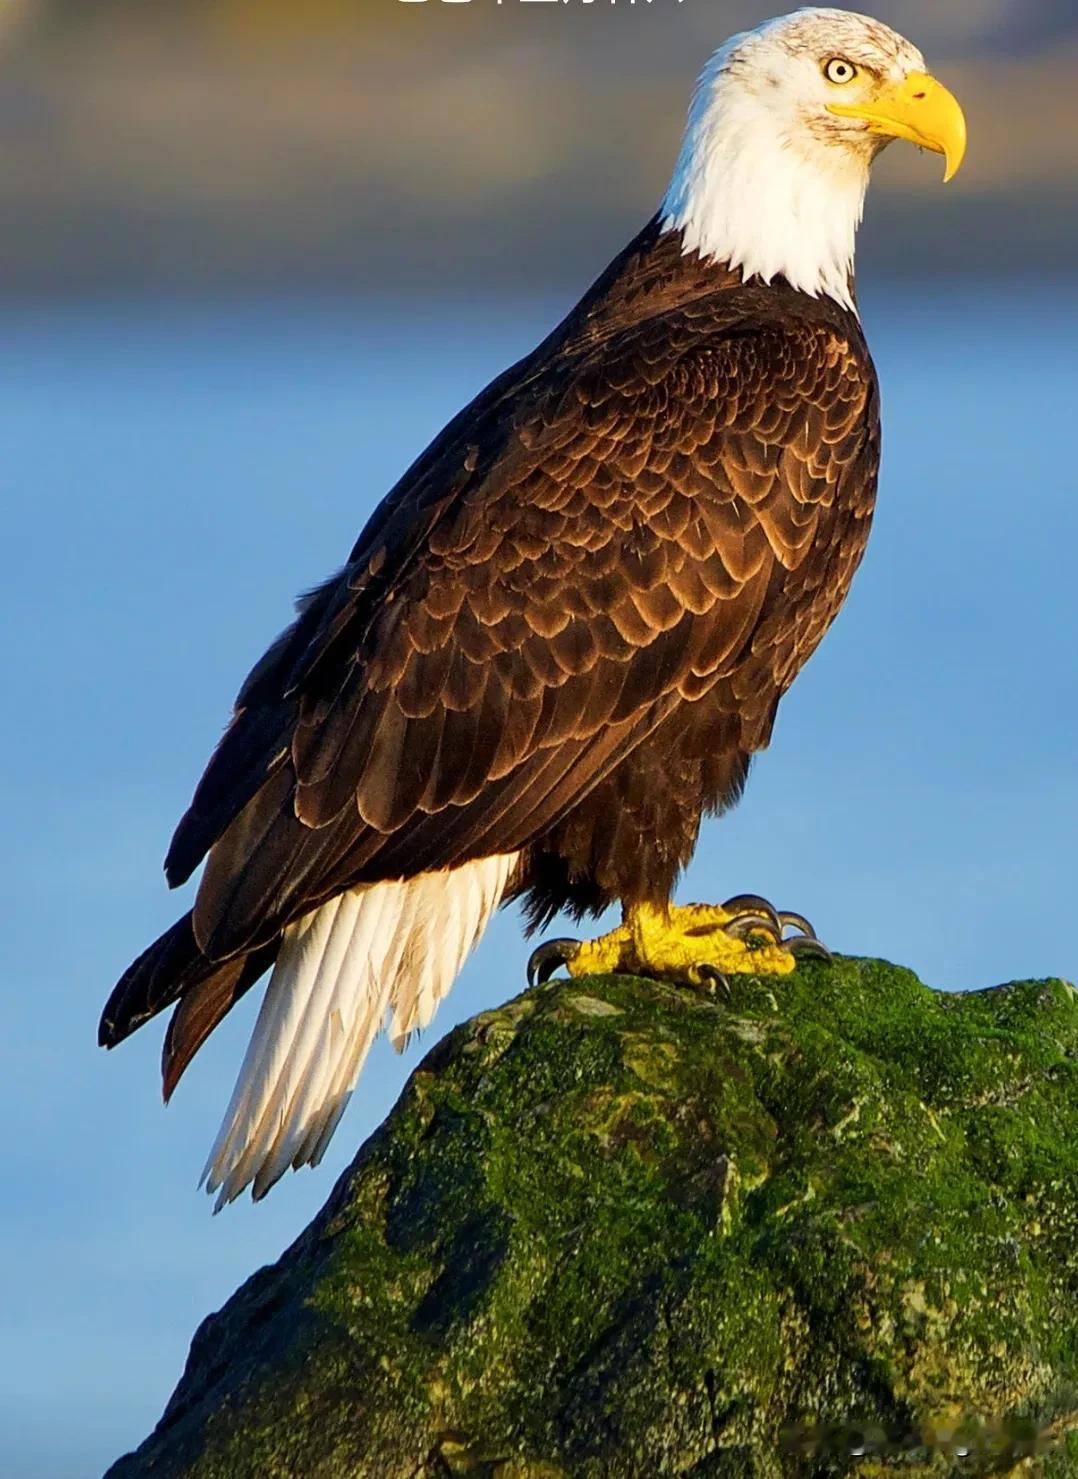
top-left (824, 57), bottom-right (858, 85)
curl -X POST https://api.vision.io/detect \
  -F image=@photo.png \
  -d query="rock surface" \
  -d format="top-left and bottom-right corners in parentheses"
top-left (107, 958), bottom-right (1078, 1478)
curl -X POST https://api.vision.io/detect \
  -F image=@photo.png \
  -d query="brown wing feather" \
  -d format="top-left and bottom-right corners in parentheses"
top-left (160, 944), bottom-right (279, 1101)
top-left (99, 911), bottom-right (279, 1061)
top-left (186, 315), bottom-right (875, 962)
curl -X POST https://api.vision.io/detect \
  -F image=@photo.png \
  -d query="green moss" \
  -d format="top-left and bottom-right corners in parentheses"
top-left (108, 959), bottom-right (1078, 1478)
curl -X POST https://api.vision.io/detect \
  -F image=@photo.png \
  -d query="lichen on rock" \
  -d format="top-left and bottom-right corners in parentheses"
top-left (107, 958), bottom-right (1078, 1477)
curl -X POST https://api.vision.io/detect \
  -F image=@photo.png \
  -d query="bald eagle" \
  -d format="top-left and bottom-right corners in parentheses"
top-left (101, 8), bottom-right (966, 1207)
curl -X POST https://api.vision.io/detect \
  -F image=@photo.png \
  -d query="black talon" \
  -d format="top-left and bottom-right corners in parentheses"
top-left (787, 936), bottom-right (834, 965)
top-left (696, 964), bottom-right (731, 1000)
top-left (721, 894), bottom-right (783, 937)
top-left (778, 910), bottom-right (819, 942)
top-left (723, 912), bottom-right (782, 944)
top-left (527, 938), bottom-right (581, 988)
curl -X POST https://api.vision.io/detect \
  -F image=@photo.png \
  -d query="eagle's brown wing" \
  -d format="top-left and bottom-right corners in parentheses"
top-left (103, 293), bottom-right (878, 1059)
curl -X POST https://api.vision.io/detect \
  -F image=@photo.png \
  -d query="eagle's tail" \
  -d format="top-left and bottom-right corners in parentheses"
top-left (201, 853), bottom-right (520, 1209)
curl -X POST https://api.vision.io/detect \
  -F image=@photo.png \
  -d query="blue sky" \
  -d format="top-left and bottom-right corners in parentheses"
top-left (3, 281), bottom-right (1077, 1476)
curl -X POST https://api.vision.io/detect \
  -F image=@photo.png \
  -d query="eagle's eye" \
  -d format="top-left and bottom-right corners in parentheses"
top-left (823, 57), bottom-right (858, 85)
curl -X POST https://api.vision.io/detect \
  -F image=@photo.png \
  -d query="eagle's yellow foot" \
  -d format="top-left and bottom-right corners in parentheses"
top-left (527, 896), bottom-right (831, 991)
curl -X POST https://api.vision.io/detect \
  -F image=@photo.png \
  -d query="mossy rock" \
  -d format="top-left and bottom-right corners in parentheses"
top-left (107, 959), bottom-right (1078, 1478)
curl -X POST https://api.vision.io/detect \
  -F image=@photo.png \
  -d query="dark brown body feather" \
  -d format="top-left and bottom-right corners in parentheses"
top-left (101, 218), bottom-right (880, 1090)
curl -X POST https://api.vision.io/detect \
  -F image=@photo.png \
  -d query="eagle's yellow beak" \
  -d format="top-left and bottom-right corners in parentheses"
top-left (827, 72), bottom-right (967, 182)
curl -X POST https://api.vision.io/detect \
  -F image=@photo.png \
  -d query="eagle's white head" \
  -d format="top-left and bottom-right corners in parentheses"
top-left (661, 8), bottom-right (966, 312)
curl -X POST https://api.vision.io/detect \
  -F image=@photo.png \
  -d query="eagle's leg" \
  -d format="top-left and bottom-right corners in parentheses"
top-left (527, 897), bottom-right (831, 988)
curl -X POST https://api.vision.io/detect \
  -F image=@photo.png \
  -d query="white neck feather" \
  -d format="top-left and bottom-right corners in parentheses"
top-left (660, 48), bottom-right (870, 314)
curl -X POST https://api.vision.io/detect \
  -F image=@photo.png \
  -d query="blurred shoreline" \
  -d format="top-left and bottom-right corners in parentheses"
top-left (0, 1), bottom-right (1074, 299)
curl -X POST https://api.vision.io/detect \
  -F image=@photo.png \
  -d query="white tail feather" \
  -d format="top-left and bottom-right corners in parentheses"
top-left (203, 854), bottom-right (519, 1208)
